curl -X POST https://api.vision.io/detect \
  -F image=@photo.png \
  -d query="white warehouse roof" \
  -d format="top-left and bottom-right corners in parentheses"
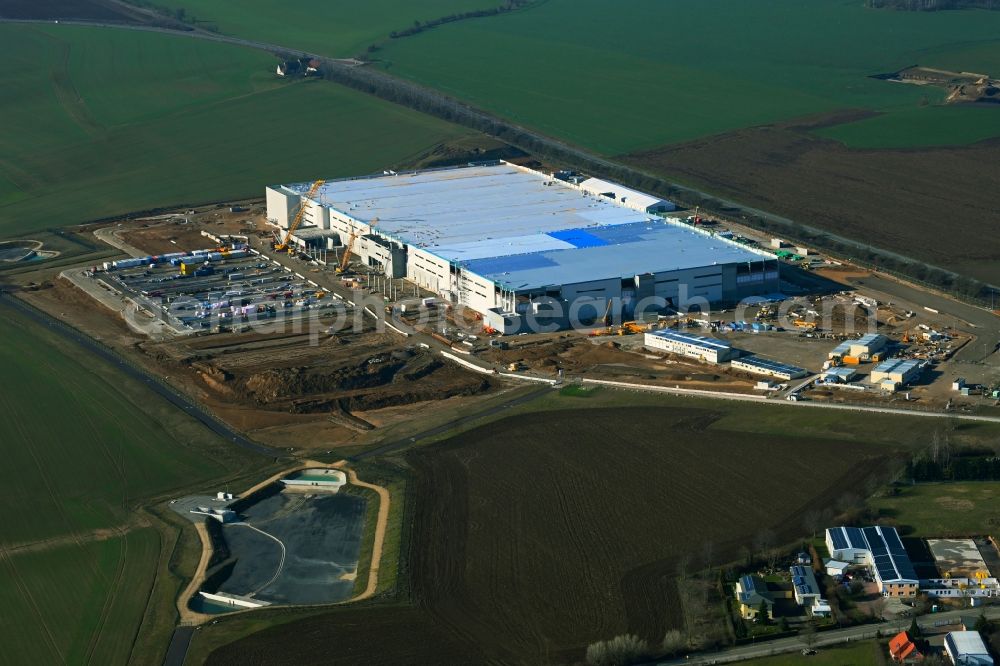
top-left (277, 163), bottom-right (770, 292)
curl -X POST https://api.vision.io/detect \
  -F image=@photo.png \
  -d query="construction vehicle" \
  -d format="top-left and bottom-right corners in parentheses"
top-left (793, 319), bottom-right (816, 331)
top-left (620, 321), bottom-right (647, 334)
top-left (273, 179), bottom-right (325, 253)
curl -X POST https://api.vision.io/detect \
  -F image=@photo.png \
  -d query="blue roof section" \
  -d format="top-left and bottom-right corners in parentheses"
top-left (547, 228), bottom-right (609, 249)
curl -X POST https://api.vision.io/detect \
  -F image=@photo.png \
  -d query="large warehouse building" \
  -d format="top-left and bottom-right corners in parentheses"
top-left (267, 162), bottom-right (778, 332)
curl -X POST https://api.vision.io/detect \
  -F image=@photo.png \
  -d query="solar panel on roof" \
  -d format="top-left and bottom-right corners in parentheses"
top-left (845, 527), bottom-right (866, 549)
top-left (830, 528), bottom-right (848, 550)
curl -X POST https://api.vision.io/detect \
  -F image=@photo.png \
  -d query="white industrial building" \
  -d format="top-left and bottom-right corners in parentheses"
top-left (578, 177), bottom-right (677, 213)
top-left (829, 333), bottom-right (889, 361)
top-left (826, 526), bottom-right (919, 597)
top-left (644, 329), bottom-right (737, 364)
top-left (266, 162), bottom-right (778, 333)
top-left (731, 355), bottom-right (807, 381)
top-left (944, 631), bottom-right (994, 665)
top-left (871, 358), bottom-right (923, 391)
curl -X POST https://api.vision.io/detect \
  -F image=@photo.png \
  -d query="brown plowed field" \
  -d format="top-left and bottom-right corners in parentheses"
top-left (625, 125), bottom-right (1000, 286)
top-left (208, 406), bottom-right (892, 665)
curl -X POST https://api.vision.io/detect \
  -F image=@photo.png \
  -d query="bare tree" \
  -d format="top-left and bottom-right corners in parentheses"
top-left (754, 528), bottom-right (776, 564)
top-left (803, 509), bottom-right (822, 539)
top-left (801, 620), bottom-right (818, 649)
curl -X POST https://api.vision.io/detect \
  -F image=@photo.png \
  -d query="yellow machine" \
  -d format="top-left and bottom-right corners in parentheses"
top-left (273, 179), bottom-right (325, 253)
top-left (336, 217), bottom-right (378, 274)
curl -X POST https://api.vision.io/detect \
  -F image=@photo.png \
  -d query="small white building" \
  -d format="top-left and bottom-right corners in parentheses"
top-left (871, 358), bottom-right (923, 388)
top-left (578, 177), bottom-right (676, 213)
top-left (944, 630), bottom-right (994, 665)
top-left (790, 564), bottom-right (831, 617)
top-left (644, 329), bottom-right (737, 364)
top-left (825, 560), bottom-right (851, 577)
top-left (822, 367), bottom-right (857, 383)
top-left (731, 355), bottom-right (807, 381)
top-left (828, 333), bottom-right (889, 361)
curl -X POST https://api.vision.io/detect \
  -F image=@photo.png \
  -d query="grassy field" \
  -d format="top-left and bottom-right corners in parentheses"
top-left (379, 0), bottom-right (1000, 154)
top-left (741, 641), bottom-right (884, 665)
top-left (870, 481), bottom-right (1000, 538)
top-left (0, 303), bottom-right (267, 663)
top-left (203, 405), bottom-right (894, 664)
top-left (0, 307), bottom-right (255, 545)
top-left (140, 0), bottom-right (489, 58)
top-left (0, 23), bottom-right (471, 236)
top-left (0, 528), bottom-right (159, 664)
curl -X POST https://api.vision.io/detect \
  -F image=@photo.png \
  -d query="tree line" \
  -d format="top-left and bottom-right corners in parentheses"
top-left (388, 1), bottom-right (536, 39)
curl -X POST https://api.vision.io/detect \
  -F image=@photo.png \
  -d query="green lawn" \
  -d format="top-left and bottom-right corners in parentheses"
top-left (0, 24), bottom-right (471, 236)
top-left (142, 0), bottom-right (489, 58)
top-left (741, 640), bottom-right (883, 665)
top-left (870, 481), bottom-right (1000, 538)
top-left (376, 0), bottom-right (1000, 154)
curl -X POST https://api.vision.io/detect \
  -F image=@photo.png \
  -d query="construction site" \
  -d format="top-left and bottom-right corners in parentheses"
top-left (18, 166), bottom-right (993, 456)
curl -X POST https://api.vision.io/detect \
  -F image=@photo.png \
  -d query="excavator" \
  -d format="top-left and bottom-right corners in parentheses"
top-left (273, 179), bottom-right (325, 254)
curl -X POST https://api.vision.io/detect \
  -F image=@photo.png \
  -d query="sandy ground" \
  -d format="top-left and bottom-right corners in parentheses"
top-left (176, 522), bottom-right (214, 626)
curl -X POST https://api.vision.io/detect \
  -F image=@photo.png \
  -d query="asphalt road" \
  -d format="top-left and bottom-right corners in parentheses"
top-left (653, 605), bottom-right (1000, 665)
top-left (0, 290), bottom-right (281, 458)
top-left (849, 274), bottom-right (1000, 364)
top-left (162, 627), bottom-right (195, 666)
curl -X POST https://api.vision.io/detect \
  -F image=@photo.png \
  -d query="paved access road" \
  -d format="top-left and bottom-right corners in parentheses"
top-left (652, 605), bottom-right (1000, 665)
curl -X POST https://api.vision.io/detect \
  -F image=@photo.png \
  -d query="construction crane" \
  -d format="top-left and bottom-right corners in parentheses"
top-left (273, 179), bottom-right (325, 253)
top-left (336, 217), bottom-right (377, 274)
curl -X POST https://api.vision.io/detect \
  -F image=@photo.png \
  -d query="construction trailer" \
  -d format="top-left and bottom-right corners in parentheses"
top-left (643, 329), bottom-right (736, 364)
top-left (730, 355), bottom-right (807, 381)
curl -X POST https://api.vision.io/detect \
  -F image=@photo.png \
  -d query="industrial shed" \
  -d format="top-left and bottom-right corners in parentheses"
top-left (644, 329), bottom-right (736, 364)
top-left (829, 333), bottom-right (889, 361)
top-left (577, 177), bottom-right (676, 213)
top-left (870, 358), bottom-right (923, 389)
top-left (826, 526), bottom-right (919, 597)
top-left (731, 355), bottom-right (807, 381)
top-left (266, 162), bottom-right (777, 333)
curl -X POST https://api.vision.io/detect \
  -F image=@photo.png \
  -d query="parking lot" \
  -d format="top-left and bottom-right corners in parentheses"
top-left (104, 246), bottom-right (350, 334)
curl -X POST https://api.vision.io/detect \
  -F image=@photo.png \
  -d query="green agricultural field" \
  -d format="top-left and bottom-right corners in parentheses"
top-left (141, 0), bottom-right (490, 58)
top-left (0, 529), bottom-right (159, 665)
top-left (870, 481), bottom-right (1000, 538)
top-left (0, 24), bottom-right (471, 236)
top-left (817, 105), bottom-right (1000, 149)
top-left (0, 308), bottom-right (255, 545)
top-left (378, 0), bottom-right (1000, 154)
top-left (0, 305), bottom-right (266, 664)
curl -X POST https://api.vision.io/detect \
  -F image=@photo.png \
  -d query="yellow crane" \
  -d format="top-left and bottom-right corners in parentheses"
top-left (274, 179), bottom-right (325, 253)
top-left (336, 217), bottom-right (377, 274)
